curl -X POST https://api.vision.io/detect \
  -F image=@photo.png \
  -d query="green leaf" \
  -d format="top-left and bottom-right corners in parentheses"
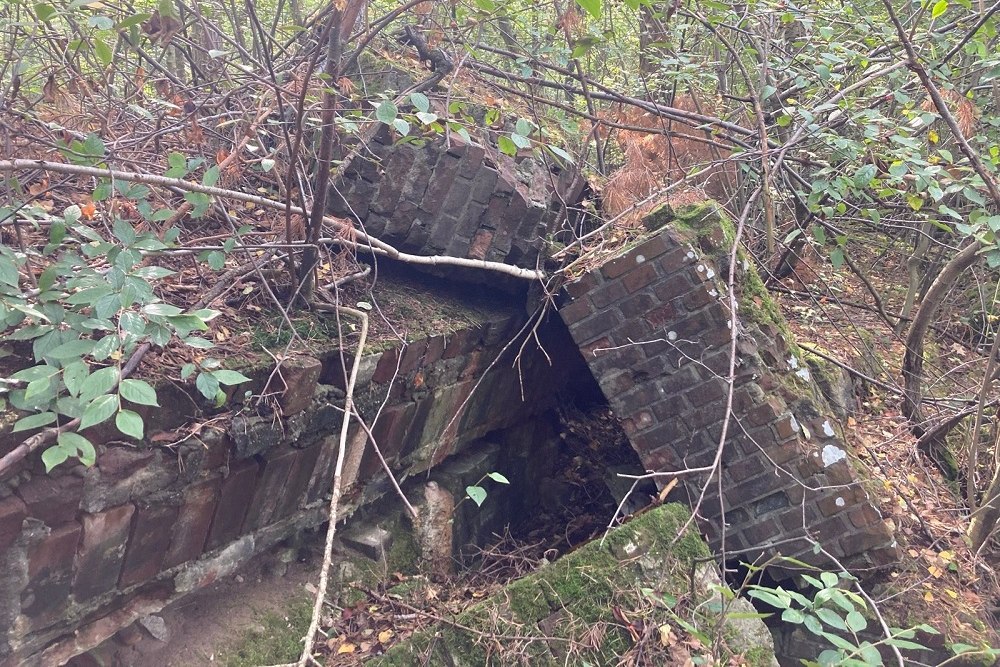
top-left (35, 3), bottom-right (57, 21)
top-left (392, 118), bottom-right (410, 136)
top-left (498, 136), bottom-right (518, 156)
top-left (119, 378), bottom-right (158, 406)
top-left (415, 111), bottom-right (438, 125)
top-left (211, 369), bottom-right (251, 386)
top-left (79, 366), bottom-right (119, 401)
top-left (93, 38), bottom-right (113, 67)
top-left (203, 166), bottom-right (220, 187)
top-left (144, 303), bottom-right (183, 317)
top-left (0, 254), bottom-right (19, 287)
top-left (515, 119), bottom-right (532, 136)
top-left (487, 472), bottom-right (509, 484)
top-left (116, 409), bottom-right (144, 439)
top-left (261, 158), bottom-right (275, 172)
top-left (465, 485), bottom-right (487, 507)
top-left (546, 145), bottom-right (575, 164)
top-left (41, 445), bottom-right (70, 472)
top-left (845, 610), bottom-right (867, 632)
top-left (63, 361), bottom-right (89, 397)
top-left (409, 92), bottom-right (429, 113)
top-left (931, 0), bottom-right (948, 18)
top-left (375, 101), bottom-right (398, 124)
top-left (510, 133), bottom-right (532, 149)
top-left (815, 607), bottom-right (847, 631)
top-left (12, 411), bottom-right (57, 432)
top-left (829, 247), bottom-right (845, 269)
top-left (46, 338), bottom-right (96, 361)
top-left (472, 0), bottom-right (495, 10)
top-left (80, 394), bottom-right (119, 430)
top-left (781, 608), bottom-right (805, 624)
top-left (195, 372), bottom-right (220, 399)
top-left (59, 431), bottom-right (96, 466)
top-left (574, 0), bottom-right (601, 19)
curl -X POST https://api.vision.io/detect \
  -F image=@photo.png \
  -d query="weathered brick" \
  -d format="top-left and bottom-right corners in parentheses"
top-left (683, 285), bottom-right (718, 310)
top-left (163, 476), bottom-right (220, 569)
top-left (686, 379), bottom-right (726, 407)
top-left (383, 199), bottom-right (419, 243)
top-left (558, 297), bottom-right (592, 326)
top-left (618, 292), bottom-right (656, 319)
top-left (568, 308), bottom-right (622, 345)
top-left (746, 397), bottom-right (784, 427)
top-left (371, 346), bottom-right (401, 384)
top-left (740, 517), bottom-right (782, 546)
top-left (369, 148), bottom-right (415, 214)
top-left (562, 272), bottom-right (600, 300)
top-left (469, 167), bottom-right (499, 204)
top-left (74, 504), bottom-right (135, 601)
top-left (22, 521), bottom-right (81, 625)
top-left (632, 234), bottom-right (672, 262)
top-left (601, 253), bottom-right (646, 280)
top-left (726, 472), bottom-right (781, 506)
top-left (588, 280), bottom-right (627, 310)
top-left (726, 454), bottom-right (766, 483)
top-left (119, 503), bottom-right (179, 587)
top-left (658, 246), bottom-right (698, 274)
top-left (0, 494), bottom-right (26, 549)
top-left (16, 473), bottom-right (83, 526)
top-left (650, 395), bottom-right (688, 419)
top-left (467, 228), bottom-right (494, 260)
top-left (306, 434), bottom-right (339, 503)
top-left (654, 273), bottom-right (693, 302)
top-left (206, 459), bottom-right (260, 549)
top-left (622, 263), bottom-right (659, 294)
top-left (772, 415), bottom-right (800, 440)
top-left (242, 446), bottom-right (298, 532)
top-left (273, 444), bottom-right (324, 520)
top-left (847, 503), bottom-right (882, 529)
top-left (421, 155), bottom-right (462, 215)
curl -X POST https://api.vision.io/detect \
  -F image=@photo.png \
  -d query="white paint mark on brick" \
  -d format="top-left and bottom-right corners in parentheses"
top-left (709, 289), bottom-right (718, 297)
top-left (705, 267), bottom-right (716, 280)
top-left (697, 264), bottom-right (706, 273)
top-left (687, 250), bottom-right (697, 260)
top-left (835, 497), bottom-right (846, 507)
top-left (788, 356), bottom-right (799, 369)
top-left (790, 415), bottom-right (801, 432)
top-left (822, 444), bottom-right (847, 466)
top-left (822, 420), bottom-right (835, 437)
top-left (667, 331), bottom-right (678, 341)
top-left (636, 255), bottom-right (646, 264)
top-left (623, 541), bottom-right (638, 555)
top-left (796, 367), bottom-right (811, 381)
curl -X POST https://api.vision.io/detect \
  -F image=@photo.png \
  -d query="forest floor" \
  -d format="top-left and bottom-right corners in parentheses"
top-left (772, 240), bottom-right (1000, 652)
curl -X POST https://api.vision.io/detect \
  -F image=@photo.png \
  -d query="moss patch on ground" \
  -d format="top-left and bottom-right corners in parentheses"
top-left (371, 503), bottom-right (776, 667)
top-left (218, 595), bottom-right (312, 667)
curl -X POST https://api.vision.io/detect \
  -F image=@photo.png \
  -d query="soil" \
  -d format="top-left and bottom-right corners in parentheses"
top-left (74, 538), bottom-right (324, 667)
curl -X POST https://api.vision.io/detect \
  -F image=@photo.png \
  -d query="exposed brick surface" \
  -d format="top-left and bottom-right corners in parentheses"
top-left (120, 503), bottom-right (178, 587)
top-left (74, 504), bottom-right (135, 601)
top-left (242, 447), bottom-right (298, 532)
top-left (0, 494), bottom-right (26, 549)
top-left (22, 521), bottom-right (82, 625)
top-left (206, 459), bottom-right (260, 550)
top-left (15, 473), bottom-right (83, 526)
top-left (163, 476), bottom-right (220, 569)
top-left (560, 221), bottom-right (896, 577)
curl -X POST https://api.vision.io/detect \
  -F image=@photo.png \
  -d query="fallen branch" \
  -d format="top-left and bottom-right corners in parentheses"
top-left (0, 159), bottom-right (544, 280)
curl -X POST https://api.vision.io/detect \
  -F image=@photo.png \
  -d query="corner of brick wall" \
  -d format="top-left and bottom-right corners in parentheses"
top-left (0, 310), bottom-right (574, 664)
top-left (557, 204), bottom-right (899, 576)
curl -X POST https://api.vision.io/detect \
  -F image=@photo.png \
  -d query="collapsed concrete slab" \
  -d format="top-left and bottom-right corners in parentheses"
top-left (558, 203), bottom-right (899, 574)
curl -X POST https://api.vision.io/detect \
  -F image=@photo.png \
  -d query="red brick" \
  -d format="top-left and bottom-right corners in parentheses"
top-left (563, 272), bottom-right (600, 300)
top-left (423, 335), bottom-right (446, 365)
top-left (601, 253), bottom-right (644, 280)
top-left (206, 459), bottom-right (260, 550)
top-left (398, 340), bottom-right (429, 375)
top-left (163, 476), bottom-right (220, 569)
top-left (274, 356), bottom-right (322, 416)
top-left (746, 397), bottom-right (784, 427)
top-left (848, 504), bottom-right (882, 529)
top-left (467, 229), bottom-right (494, 260)
top-left (632, 233), bottom-right (671, 262)
top-left (773, 415), bottom-right (800, 439)
top-left (558, 297), bottom-right (592, 326)
top-left (0, 494), bottom-right (26, 549)
top-left (73, 504), bottom-right (135, 600)
top-left (119, 503), bottom-right (179, 587)
top-left (16, 473), bottom-right (84, 526)
top-left (371, 347), bottom-right (401, 384)
top-left (22, 521), bottom-right (81, 626)
top-left (273, 444), bottom-right (323, 520)
top-left (242, 447), bottom-right (297, 532)
top-left (622, 263), bottom-right (659, 294)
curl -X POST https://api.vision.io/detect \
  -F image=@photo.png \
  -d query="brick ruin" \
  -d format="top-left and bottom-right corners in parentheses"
top-left (0, 136), bottom-right (899, 665)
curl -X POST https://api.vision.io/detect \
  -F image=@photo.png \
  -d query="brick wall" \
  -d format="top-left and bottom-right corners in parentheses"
top-left (558, 203), bottom-right (899, 574)
top-left (0, 310), bottom-right (572, 666)
top-left (329, 128), bottom-right (561, 271)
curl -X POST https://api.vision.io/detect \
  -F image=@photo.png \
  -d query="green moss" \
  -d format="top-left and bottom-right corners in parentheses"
top-left (504, 578), bottom-right (553, 622)
top-left (385, 519), bottom-right (421, 575)
top-left (219, 595), bottom-right (312, 667)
